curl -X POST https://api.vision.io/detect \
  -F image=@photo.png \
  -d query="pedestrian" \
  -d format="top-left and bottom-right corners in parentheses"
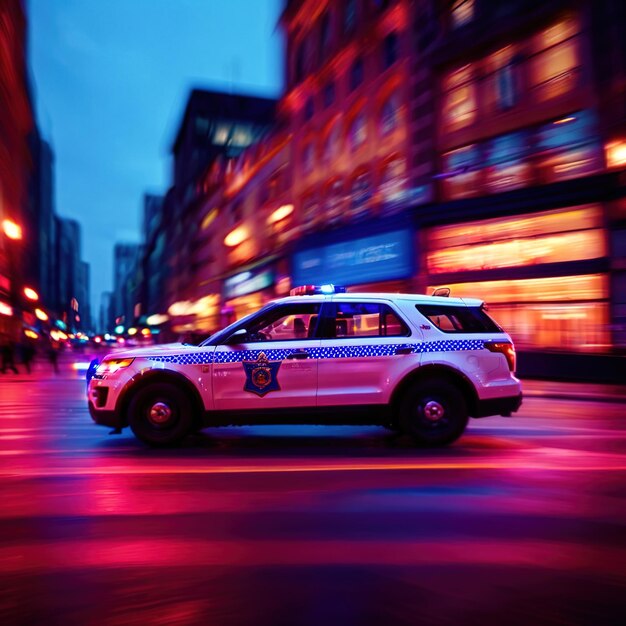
top-left (0, 332), bottom-right (19, 374)
top-left (20, 339), bottom-right (36, 374)
top-left (48, 339), bottom-right (60, 374)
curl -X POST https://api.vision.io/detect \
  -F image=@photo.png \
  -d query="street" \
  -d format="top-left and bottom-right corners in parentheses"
top-left (1, 360), bottom-right (626, 625)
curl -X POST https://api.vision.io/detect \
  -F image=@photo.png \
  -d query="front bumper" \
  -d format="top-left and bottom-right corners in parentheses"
top-left (474, 393), bottom-right (523, 418)
top-left (88, 401), bottom-right (125, 429)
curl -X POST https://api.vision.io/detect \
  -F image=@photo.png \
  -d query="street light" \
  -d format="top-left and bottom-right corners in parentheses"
top-left (2, 219), bottom-right (23, 241)
top-left (23, 287), bottom-right (39, 301)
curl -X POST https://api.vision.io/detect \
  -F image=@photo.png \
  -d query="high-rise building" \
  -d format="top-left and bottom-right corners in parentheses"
top-left (165, 89), bottom-right (278, 316)
top-left (77, 260), bottom-right (91, 332)
top-left (0, 0), bottom-right (34, 337)
top-left (112, 243), bottom-right (142, 327)
top-left (99, 291), bottom-right (112, 334)
top-left (54, 217), bottom-right (81, 331)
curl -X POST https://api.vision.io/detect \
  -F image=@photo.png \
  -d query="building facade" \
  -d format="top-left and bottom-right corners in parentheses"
top-left (415, 0), bottom-right (626, 356)
top-left (111, 242), bottom-right (142, 328)
top-left (135, 0), bottom-right (625, 375)
top-left (0, 0), bottom-right (33, 337)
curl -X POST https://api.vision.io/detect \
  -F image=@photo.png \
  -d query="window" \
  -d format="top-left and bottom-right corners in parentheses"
top-left (529, 16), bottom-right (580, 101)
top-left (323, 123), bottom-right (341, 163)
top-left (380, 93), bottom-right (400, 135)
top-left (451, 0), bottom-right (474, 29)
top-left (441, 64), bottom-right (477, 131)
top-left (383, 32), bottom-right (399, 69)
top-left (416, 304), bottom-right (502, 333)
top-left (349, 172), bottom-right (372, 219)
top-left (304, 97), bottom-right (315, 121)
top-left (373, 0), bottom-right (392, 12)
top-left (243, 304), bottom-right (322, 342)
top-left (302, 142), bottom-right (315, 173)
top-left (230, 200), bottom-right (243, 226)
top-left (350, 57), bottom-right (364, 91)
top-left (329, 302), bottom-right (410, 338)
top-left (535, 111), bottom-right (602, 183)
top-left (484, 131), bottom-right (531, 193)
top-left (484, 46), bottom-right (519, 112)
top-left (320, 12), bottom-right (331, 53)
top-left (349, 112), bottom-right (367, 151)
top-left (380, 158), bottom-right (407, 214)
top-left (345, 0), bottom-right (357, 33)
top-left (428, 275), bottom-right (610, 352)
top-left (441, 143), bottom-right (482, 200)
top-left (302, 195), bottom-right (319, 230)
top-left (426, 205), bottom-right (606, 275)
top-left (295, 42), bottom-right (305, 83)
top-left (323, 81), bottom-right (336, 108)
top-left (326, 178), bottom-right (344, 226)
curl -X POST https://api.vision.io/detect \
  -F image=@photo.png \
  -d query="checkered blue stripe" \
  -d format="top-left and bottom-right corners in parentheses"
top-left (147, 339), bottom-right (485, 365)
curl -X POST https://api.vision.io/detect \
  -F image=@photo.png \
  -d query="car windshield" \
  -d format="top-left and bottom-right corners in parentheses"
top-left (198, 303), bottom-right (278, 346)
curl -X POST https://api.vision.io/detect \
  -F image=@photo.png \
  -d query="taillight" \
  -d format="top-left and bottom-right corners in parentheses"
top-left (485, 341), bottom-right (516, 372)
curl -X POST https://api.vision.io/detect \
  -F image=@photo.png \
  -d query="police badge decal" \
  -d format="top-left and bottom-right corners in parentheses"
top-left (242, 352), bottom-right (282, 396)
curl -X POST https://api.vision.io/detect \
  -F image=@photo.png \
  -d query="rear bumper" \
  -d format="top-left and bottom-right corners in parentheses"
top-left (474, 393), bottom-right (523, 418)
top-left (88, 401), bottom-right (124, 429)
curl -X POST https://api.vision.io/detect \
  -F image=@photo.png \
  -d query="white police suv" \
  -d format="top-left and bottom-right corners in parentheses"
top-left (87, 286), bottom-right (522, 446)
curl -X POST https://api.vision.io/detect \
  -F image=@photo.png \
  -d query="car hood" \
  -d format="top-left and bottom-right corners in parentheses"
top-left (99, 343), bottom-right (211, 361)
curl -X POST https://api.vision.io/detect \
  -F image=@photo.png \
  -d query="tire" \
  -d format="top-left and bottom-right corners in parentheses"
top-left (398, 378), bottom-right (468, 446)
top-left (127, 382), bottom-right (194, 446)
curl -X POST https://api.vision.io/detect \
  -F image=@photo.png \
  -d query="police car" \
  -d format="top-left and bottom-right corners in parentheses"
top-left (87, 285), bottom-right (522, 446)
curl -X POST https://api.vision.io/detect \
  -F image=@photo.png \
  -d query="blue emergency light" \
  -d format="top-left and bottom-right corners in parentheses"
top-left (290, 284), bottom-right (347, 296)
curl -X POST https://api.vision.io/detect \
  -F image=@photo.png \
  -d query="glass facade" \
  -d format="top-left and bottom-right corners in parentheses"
top-left (427, 206), bottom-right (610, 352)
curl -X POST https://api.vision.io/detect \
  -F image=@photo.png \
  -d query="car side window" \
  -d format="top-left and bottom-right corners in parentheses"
top-left (328, 302), bottom-right (410, 338)
top-left (415, 304), bottom-right (502, 333)
top-left (245, 304), bottom-right (321, 342)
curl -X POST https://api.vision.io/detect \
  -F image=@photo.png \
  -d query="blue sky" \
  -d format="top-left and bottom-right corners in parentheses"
top-left (28, 0), bottom-right (283, 318)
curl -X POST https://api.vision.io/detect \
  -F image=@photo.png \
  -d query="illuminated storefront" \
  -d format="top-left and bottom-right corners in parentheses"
top-left (223, 265), bottom-right (276, 322)
top-left (426, 205), bottom-right (610, 352)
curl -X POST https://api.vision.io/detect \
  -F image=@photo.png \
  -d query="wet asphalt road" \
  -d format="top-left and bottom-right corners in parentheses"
top-left (1, 365), bottom-right (626, 625)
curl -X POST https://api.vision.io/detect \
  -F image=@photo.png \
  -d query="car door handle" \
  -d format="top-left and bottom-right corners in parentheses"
top-left (395, 346), bottom-right (414, 355)
top-left (286, 351), bottom-right (309, 360)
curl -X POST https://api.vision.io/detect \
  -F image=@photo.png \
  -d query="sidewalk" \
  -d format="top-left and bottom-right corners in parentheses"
top-left (1, 355), bottom-right (624, 403)
top-left (521, 379), bottom-right (626, 403)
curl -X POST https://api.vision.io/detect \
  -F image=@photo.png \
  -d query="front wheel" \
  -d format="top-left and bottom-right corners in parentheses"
top-left (398, 378), bottom-right (468, 446)
top-left (127, 382), bottom-right (194, 446)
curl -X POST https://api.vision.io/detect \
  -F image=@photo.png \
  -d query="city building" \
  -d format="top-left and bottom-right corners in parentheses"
top-left (139, 193), bottom-right (167, 325)
top-left (99, 291), bottom-right (112, 335)
top-left (281, 0), bottom-right (422, 295)
top-left (54, 217), bottom-right (81, 332)
top-left (133, 0), bottom-right (625, 377)
top-left (77, 260), bottom-right (91, 332)
top-left (413, 0), bottom-right (626, 360)
top-left (111, 242), bottom-right (142, 328)
top-left (162, 88), bottom-right (278, 333)
top-left (0, 0), bottom-right (34, 337)
top-left (28, 134), bottom-right (56, 310)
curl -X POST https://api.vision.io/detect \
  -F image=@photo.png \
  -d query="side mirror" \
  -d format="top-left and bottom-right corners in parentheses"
top-left (225, 328), bottom-right (248, 344)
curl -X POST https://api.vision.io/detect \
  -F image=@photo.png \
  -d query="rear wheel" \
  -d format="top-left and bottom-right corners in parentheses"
top-left (398, 378), bottom-right (468, 446)
top-left (127, 382), bottom-right (194, 446)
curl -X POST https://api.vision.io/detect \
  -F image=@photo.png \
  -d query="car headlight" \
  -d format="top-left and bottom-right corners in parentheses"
top-left (96, 358), bottom-right (135, 375)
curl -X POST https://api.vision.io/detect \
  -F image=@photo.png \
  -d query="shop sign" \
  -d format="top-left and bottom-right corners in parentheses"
top-left (224, 268), bottom-right (274, 299)
top-left (293, 229), bottom-right (414, 287)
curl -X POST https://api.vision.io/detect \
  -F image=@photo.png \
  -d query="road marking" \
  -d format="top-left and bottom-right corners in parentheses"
top-left (1, 538), bottom-right (625, 575)
top-left (1, 458), bottom-right (626, 477)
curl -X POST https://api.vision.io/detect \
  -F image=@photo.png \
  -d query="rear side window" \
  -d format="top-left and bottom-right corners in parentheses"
top-left (416, 304), bottom-right (502, 333)
top-left (326, 302), bottom-right (410, 338)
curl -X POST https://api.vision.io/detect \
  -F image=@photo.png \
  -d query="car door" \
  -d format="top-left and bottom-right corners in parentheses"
top-left (212, 302), bottom-right (322, 411)
top-left (316, 299), bottom-right (422, 407)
